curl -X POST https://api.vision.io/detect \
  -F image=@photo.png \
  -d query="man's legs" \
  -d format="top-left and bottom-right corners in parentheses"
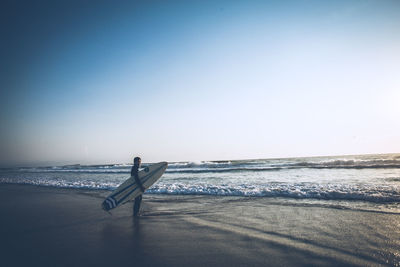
top-left (133, 195), bottom-right (142, 216)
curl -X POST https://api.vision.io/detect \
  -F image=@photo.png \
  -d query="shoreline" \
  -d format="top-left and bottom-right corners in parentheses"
top-left (1, 184), bottom-right (399, 266)
top-left (2, 182), bottom-right (400, 214)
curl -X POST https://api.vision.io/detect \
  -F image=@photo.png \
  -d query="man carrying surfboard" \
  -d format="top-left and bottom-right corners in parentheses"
top-left (102, 159), bottom-right (167, 212)
top-left (132, 157), bottom-right (145, 216)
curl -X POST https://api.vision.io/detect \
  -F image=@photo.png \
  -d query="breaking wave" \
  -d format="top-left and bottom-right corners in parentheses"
top-left (146, 183), bottom-right (400, 203)
top-left (1, 176), bottom-right (399, 203)
top-left (1, 154), bottom-right (399, 205)
top-left (3, 156), bottom-right (399, 175)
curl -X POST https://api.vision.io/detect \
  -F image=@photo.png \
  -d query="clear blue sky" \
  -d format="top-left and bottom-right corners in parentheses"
top-left (1, 0), bottom-right (399, 165)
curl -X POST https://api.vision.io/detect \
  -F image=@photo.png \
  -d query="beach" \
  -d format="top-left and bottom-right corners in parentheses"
top-left (2, 0), bottom-right (400, 266)
top-left (1, 184), bottom-right (399, 266)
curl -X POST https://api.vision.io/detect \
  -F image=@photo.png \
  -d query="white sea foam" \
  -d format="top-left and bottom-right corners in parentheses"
top-left (1, 154), bottom-right (399, 205)
top-left (145, 183), bottom-right (400, 202)
top-left (1, 176), bottom-right (399, 203)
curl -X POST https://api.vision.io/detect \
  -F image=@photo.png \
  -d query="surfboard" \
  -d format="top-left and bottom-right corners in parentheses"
top-left (102, 162), bottom-right (168, 211)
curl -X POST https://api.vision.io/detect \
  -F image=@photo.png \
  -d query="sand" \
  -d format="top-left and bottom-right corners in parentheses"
top-left (1, 184), bottom-right (399, 266)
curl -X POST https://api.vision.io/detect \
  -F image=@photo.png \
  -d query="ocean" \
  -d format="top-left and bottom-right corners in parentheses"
top-left (1, 153), bottom-right (400, 212)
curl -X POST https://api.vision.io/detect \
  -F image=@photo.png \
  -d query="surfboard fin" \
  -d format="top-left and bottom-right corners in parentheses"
top-left (103, 208), bottom-right (112, 215)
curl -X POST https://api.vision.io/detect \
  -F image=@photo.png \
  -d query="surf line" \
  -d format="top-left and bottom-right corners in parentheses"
top-left (183, 216), bottom-right (381, 266)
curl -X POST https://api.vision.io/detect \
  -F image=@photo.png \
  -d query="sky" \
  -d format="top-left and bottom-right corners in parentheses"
top-left (1, 0), bottom-right (399, 165)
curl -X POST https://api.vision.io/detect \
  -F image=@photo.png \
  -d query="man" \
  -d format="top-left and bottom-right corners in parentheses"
top-left (131, 156), bottom-right (145, 216)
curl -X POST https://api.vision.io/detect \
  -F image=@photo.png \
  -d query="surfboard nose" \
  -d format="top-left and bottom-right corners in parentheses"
top-left (102, 197), bottom-right (117, 211)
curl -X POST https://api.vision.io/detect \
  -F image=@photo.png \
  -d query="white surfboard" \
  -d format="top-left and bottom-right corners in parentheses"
top-left (102, 162), bottom-right (168, 211)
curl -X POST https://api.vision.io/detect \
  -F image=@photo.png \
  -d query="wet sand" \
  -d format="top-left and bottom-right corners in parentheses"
top-left (1, 184), bottom-right (399, 266)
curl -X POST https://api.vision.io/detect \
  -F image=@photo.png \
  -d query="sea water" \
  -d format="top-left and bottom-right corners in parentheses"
top-left (1, 153), bottom-right (400, 212)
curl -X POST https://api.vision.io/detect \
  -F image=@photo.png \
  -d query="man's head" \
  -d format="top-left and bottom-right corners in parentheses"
top-left (133, 157), bottom-right (141, 166)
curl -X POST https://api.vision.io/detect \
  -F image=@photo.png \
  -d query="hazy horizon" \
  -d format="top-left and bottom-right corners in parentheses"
top-left (1, 0), bottom-right (399, 166)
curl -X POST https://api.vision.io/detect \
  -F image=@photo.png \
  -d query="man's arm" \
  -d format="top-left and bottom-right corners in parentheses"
top-left (133, 170), bottom-right (145, 193)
